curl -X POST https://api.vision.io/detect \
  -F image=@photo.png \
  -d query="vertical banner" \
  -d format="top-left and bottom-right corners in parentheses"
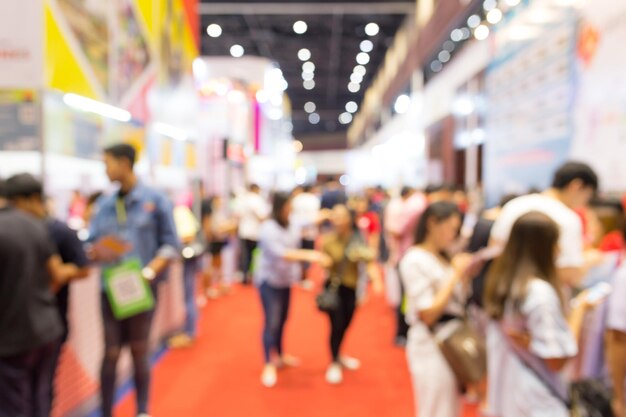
top-left (0, 0), bottom-right (44, 88)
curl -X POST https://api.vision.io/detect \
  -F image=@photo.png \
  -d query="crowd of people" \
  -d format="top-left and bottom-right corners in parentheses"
top-left (2, 144), bottom-right (626, 417)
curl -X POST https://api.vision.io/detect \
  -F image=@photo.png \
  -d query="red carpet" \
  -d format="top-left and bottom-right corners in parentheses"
top-left (115, 283), bottom-right (480, 417)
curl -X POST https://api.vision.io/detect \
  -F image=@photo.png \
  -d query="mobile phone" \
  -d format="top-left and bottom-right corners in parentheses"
top-left (571, 282), bottom-right (612, 308)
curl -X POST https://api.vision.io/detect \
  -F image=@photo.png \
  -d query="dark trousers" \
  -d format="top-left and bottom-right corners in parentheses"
top-left (0, 340), bottom-right (59, 417)
top-left (100, 293), bottom-right (155, 417)
top-left (327, 285), bottom-right (357, 362)
top-left (259, 282), bottom-right (291, 364)
top-left (183, 257), bottom-right (200, 337)
top-left (239, 239), bottom-right (258, 283)
top-left (396, 266), bottom-right (409, 340)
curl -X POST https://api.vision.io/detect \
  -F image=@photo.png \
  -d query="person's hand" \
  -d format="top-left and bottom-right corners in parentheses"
top-left (313, 252), bottom-right (333, 268)
top-left (585, 249), bottom-right (605, 268)
top-left (452, 253), bottom-right (473, 282)
top-left (612, 398), bottom-right (625, 417)
top-left (505, 329), bottom-right (531, 350)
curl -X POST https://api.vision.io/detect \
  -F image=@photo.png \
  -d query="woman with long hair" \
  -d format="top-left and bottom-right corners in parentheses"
top-left (484, 211), bottom-right (595, 417)
top-left (399, 201), bottom-right (473, 417)
top-left (320, 204), bottom-right (383, 384)
top-left (255, 191), bottom-right (326, 388)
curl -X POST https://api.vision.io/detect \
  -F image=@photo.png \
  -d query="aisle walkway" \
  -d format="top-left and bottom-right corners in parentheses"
top-left (115, 284), bottom-right (480, 417)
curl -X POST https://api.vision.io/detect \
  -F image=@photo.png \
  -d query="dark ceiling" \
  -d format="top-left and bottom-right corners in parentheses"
top-left (199, 0), bottom-right (413, 142)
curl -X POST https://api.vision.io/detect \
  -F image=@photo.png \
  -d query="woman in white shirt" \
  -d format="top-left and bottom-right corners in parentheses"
top-left (483, 211), bottom-right (595, 417)
top-left (399, 201), bottom-right (473, 417)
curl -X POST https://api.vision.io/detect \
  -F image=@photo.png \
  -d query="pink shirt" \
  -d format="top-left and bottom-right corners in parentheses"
top-left (399, 193), bottom-right (427, 257)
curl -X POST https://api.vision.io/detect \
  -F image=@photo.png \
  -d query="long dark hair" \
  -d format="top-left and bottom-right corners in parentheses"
top-left (271, 191), bottom-right (292, 228)
top-left (484, 211), bottom-right (561, 320)
top-left (414, 201), bottom-right (461, 244)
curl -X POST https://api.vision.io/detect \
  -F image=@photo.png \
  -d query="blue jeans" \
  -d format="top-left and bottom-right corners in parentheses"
top-left (0, 339), bottom-right (59, 417)
top-left (183, 257), bottom-right (199, 338)
top-left (259, 282), bottom-right (291, 364)
top-left (100, 293), bottom-right (155, 417)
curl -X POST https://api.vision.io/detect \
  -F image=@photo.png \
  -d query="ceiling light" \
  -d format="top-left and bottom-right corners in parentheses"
top-left (302, 72), bottom-right (314, 81)
top-left (298, 48), bottom-right (311, 61)
top-left (430, 60), bottom-right (443, 73)
top-left (360, 40), bottom-right (374, 53)
top-left (279, 79), bottom-right (288, 91)
top-left (350, 73), bottom-right (363, 84)
top-left (348, 82), bottom-right (361, 93)
top-left (309, 113), bottom-right (320, 124)
top-left (487, 8), bottom-right (503, 24)
top-left (356, 52), bottom-right (370, 65)
top-left (63, 93), bottom-right (131, 122)
top-left (474, 24), bottom-right (490, 40)
top-left (207, 24), bottom-right (222, 38)
top-left (304, 102), bottom-right (316, 113)
top-left (365, 22), bottom-right (380, 36)
top-left (461, 28), bottom-right (471, 39)
top-left (438, 50), bottom-right (451, 63)
top-left (293, 140), bottom-right (303, 153)
top-left (451, 29), bottom-right (463, 42)
top-left (339, 112), bottom-right (353, 125)
top-left (339, 175), bottom-right (351, 186)
top-left (230, 45), bottom-right (244, 58)
top-left (443, 41), bottom-right (455, 52)
top-left (483, 0), bottom-right (498, 10)
top-left (467, 15), bottom-right (482, 29)
top-left (302, 61), bottom-right (316, 73)
top-left (303, 80), bottom-right (316, 90)
top-left (353, 65), bottom-right (367, 76)
top-left (394, 94), bottom-right (411, 114)
top-left (345, 101), bottom-right (358, 113)
top-left (293, 20), bottom-right (308, 34)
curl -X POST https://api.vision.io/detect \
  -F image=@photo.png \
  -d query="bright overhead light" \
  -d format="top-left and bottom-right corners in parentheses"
top-left (487, 8), bottom-right (503, 24)
top-left (350, 73), bottom-right (363, 84)
top-left (483, 0), bottom-right (498, 10)
top-left (230, 44), bottom-right (244, 58)
top-left (298, 48), bottom-right (311, 61)
top-left (309, 113), bottom-right (320, 124)
top-left (348, 82), bottom-right (361, 93)
top-left (430, 60), bottom-right (443, 73)
top-left (450, 29), bottom-right (463, 42)
top-left (474, 24), bottom-right (490, 40)
top-left (443, 40), bottom-right (455, 52)
top-left (303, 79), bottom-right (316, 90)
top-left (339, 112), bottom-right (353, 125)
top-left (256, 90), bottom-right (268, 103)
top-left (353, 65), bottom-right (367, 76)
top-left (339, 175), bottom-right (351, 186)
top-left (302, 72), bottom-right (314, 81)
top-left (365, 22), bottom-right (380, 36)
top-left (207, 24), bottom-right (222, 38)
top-left (467, 15), bottom-right (482, 29)
top-left (302, 61), bottom-right (316, 73)
top-left (304, 101), bottom-right (316, 113)
top-left (438, 50), bottom-right (451, 63)
top-left (461, 28), bottom-right (471, 39)
top-left (360, 40), bottom-right (374, 53)
top-left (63, 93), bottom-right (131, 122)
top-left (345, 101), bottom-right (358, 113)
top-left (293, 20), bottom-right (308, 34)
top-left (356, 52), bottom-right (370, 65)
top-left (394, 94), bottom-right (411, 114)
top-left (153, 122), bottom-right (189, 141)
top-left (293, 140), bottom-right (304, 153)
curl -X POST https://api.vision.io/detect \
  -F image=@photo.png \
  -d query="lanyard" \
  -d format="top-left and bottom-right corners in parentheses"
top-left (115, 197), bottom-right (128, 226)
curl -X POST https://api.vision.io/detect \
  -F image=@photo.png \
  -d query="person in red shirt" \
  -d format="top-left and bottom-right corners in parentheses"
top-left (353, 196), bottom-right (381, 256)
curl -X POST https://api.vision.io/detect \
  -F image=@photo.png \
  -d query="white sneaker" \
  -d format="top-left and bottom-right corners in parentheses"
top-left (137, 414), bottom-right (152, 417)
top-left (326, 363), bottom-right (343, 385)
top-left (261, 364), bottom-right (277, 388)
top-left (340, 355), bottom-right (361, 371)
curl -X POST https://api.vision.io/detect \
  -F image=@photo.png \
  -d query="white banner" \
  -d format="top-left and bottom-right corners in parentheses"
top-left (0, 0), bottom-right (44, 88)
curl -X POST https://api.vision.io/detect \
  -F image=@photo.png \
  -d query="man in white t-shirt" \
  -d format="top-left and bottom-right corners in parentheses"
top-left (291, 185), bottom-right (321, 285)
top-left (607, 249), bottom-right (626, 417)
top-left (490, 161), bottom-right (599, 287)
top-left (235, 184), bottom-right (270, 284)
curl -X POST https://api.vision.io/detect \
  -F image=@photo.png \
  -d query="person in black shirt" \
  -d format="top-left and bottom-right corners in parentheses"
top-left (0, 177), bottom-right (80, 417)
top-left (320, 177), bottom-right (348, 210)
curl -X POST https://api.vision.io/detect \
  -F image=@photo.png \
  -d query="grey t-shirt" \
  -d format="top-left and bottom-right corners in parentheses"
top-left (0, 207), bottom-right (63, 357)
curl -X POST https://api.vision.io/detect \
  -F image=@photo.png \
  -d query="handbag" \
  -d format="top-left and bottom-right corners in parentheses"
top-left (432, 317), bottom-right (487, 386)
top-left (316, 277), bottom-right (341, 312)
top-left (501, 327), bottom-right (614, 417)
